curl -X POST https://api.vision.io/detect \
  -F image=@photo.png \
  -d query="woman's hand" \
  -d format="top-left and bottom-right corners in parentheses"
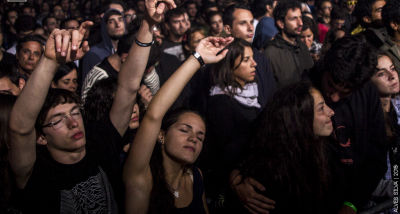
top-left (196, 37), bottom-right (234, 64)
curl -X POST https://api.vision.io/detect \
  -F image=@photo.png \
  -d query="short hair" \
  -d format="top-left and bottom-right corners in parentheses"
top-left (165, 7), bottom-right (186, 24)
top-left (60, 18), bottom-right (80, 29)
top-left (382, 0), bottom-right (400, 36)
top-left (14, 15), bottom-right (37, 34)
top-left (36, 89), bottom-right (81, 136)
top-left (321, 35), bottom-right (378, 89)
top-left (273, 0), bottom-right (302, 30)
top-left (102, 0), bottom-right (127, 13)
top-left (251, 0), bottom-right (276, 18)
top-left (53, 62), bottom-right (78, 83)
top-left (16, 35), bottom-right (45, 54)
top-left (206, 11), bottom-right (223, 25)
top-left (42, 15), bottom-right (57, 27)
top-left (223, 4), bottom-right (251, 27)
top-left (353, 0), bottom-right (379, 26)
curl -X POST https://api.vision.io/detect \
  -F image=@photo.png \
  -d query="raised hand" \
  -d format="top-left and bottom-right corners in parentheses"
top-left (45, 21), bottom-right (93, 63)
top-left (195, 37), bottom-right (234, 64)
top-left (145, 0), bottom-right (176, 24)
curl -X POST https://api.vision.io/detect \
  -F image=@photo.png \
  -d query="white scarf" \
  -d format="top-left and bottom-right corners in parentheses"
top-left (210, 83), bottom-right (261, 108)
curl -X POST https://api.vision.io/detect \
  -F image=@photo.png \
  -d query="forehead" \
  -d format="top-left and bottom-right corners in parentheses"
top-left (301, 28), bottom-right (313, 35)
top-left (310, 88), bottom-right (323, 103)
top-left (243, 46), bottom-right (253, 55)
top-left (286, 8), bottom-right (301, 18)
top-left (175, 112), bottom-right (205, 130)
top-left (232, 8), bottom-right (253, 21)
top-left (21, 41), bottom-right (42, 50)
top-left (372, 0), bottom-right (386, 9)
top-left (170, 15), bottom-right (185, 21)
top-left (107, 14), bottom-right (123, 21)
top-left (45, 102), bottom-right (78, 119)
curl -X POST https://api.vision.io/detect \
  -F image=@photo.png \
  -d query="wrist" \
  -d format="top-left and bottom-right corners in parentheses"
top-left (192, 51), bottom-right (205, 67)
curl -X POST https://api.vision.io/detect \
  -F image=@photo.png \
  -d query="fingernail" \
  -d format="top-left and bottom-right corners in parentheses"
top-left (73, 45), bottom-right (77, 50)
top-left (57, 48), bottom-right (61, 52)
top-left (62, 52), bottom-right (66, 56)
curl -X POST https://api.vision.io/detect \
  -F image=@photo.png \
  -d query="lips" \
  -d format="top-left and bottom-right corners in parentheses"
top-left (72, 131), bottom-right (84, 140)
top-left (131, 116), bottom-right (139, 122)
top-left (183, 146), bottom-right (195, 153)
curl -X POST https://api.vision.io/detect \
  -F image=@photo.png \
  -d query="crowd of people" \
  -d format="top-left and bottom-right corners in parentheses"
top-left (0, 0), bottom-right (400, 213)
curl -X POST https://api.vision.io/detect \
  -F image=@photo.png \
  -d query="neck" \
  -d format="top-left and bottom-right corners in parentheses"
top-left (108, 54), bottom-right (122, 72)
top-left (17, 66), bottom-right (31, 77)
top-left (282, 32), bottom-right (296, 45)
top-left (169, 34), bottom-right (183, 43)
top-left (48, 146), bottom-right (86, 164)
top-left (162, 152), bottom-right (186, 189)
top-left (111, 39), bottom-right (119, 51)
top-left (380, 96), bottom-right (391, 113)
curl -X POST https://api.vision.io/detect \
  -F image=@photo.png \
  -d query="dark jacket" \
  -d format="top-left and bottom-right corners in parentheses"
top-left (81, 11), bottom-right (118, 84)
top-left (264, 33), bottom-right (313, 88)
top-left (330, 82), bottom-right (388, 209)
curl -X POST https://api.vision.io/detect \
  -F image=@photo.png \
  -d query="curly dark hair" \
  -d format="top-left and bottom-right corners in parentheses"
top-left (321, 34), bottom-right (377, 90)
top-left (212, 38), bottom-right (253, 96)
top-left (382, 0), bottom-right (400, 36)
top-left (241, 82), bottom-right (329, 208)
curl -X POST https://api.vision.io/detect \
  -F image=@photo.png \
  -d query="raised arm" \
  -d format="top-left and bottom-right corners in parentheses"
top-left (8, 22), bottom-right (92, 188)
top-left (123, 36), bottom-right (232, 213)
top-left (109, 0), bottom-right (176, 135)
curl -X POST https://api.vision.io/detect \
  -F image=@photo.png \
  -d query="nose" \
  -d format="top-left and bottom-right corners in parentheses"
top-left (66, 114), bottom-right (78, 128)
top-left (248, 23), bottom-right (254, 32)
top-left (251, 58), bottom-right (257, 67)
top-left (326, 105), bottom-right (334, 117)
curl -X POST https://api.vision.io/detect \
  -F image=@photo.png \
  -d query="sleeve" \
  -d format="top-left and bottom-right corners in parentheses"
top-left (81, 51), bottom-right (101, 83)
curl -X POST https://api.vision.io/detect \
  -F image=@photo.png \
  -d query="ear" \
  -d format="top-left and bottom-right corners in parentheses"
top-left (224, 25), bottom-right (232, 35)
top-left (18, 78), bottom-right (26, 91)
top-left (36, 135), bottom-right (48, 146)
top-left (363, 16), bottom-right (371, 24)
top-left (158, 130), bottom-right (165, 144)
top-left (390, 21), bottom-right (399, 31)
top-left (276, 19), bottom-right (284, 30)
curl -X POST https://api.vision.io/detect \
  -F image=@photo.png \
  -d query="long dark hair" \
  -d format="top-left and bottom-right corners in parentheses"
top-left (241, 82), bottom-right (329, 205)
top-left (212, 38), bottom-right (253, 96)
top-left (148, 108), bottom-right (205, 214)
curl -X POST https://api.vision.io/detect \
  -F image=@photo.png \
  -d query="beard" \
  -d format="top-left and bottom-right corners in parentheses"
top-left (110, 32), bottom-right (125, 40)
top-left (283, 27), bottom-right (301, 39)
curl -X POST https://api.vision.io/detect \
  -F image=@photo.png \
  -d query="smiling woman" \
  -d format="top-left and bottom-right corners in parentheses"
top-left (240, 82), bottom-right (341, 214)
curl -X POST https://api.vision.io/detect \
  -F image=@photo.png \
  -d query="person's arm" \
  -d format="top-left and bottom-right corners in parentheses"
top-left (123, 36), bottom-right (232, 213)
top-left (8, 22), bottom-right (92, 189)
top-left (109, 0), bottom-right (175, 135)
top-left (230, 170), bottom-right (276, 214)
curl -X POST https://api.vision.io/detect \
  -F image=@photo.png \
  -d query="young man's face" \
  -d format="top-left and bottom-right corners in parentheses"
top-left (168, 15), bottom-right (188, 37)
top-left (41, 103), bottom-right (86, 154)
top-left (45, 17), bottom-right (58, 34)
top-left (107, 14), bottom-right (126, 40)
top-left (16, 41), bottom-right (42, 75)
top-left (370, 0), bottom-right (386, 23)
top-left (229, 8), bottom-right (254, 43)
top-left (280, 8), bottom-right (303, 38)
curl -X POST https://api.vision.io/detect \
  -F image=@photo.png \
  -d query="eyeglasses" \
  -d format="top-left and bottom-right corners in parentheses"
top-left (346, 1), bottom-right (357, 6)
top-left (42, 107), bottom-right (82, 130)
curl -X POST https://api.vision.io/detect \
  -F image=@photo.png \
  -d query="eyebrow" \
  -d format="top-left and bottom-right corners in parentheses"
top-left (181, 123), bottom-right (205, 135)
top-left (48, 105), bottom-right (79, 120)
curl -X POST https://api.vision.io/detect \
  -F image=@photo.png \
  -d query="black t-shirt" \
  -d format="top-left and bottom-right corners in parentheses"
top-left (18, 118), bottom-right (123, 213)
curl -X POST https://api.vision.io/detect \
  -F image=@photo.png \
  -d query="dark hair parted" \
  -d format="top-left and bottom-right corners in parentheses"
top-left (273, 0), bottom-right (302, 30)
top-left (212, 38), bottom-right (253, 96)
top-left (148, 108), bottom-right (205, 214)
top-left (223, 4), bottom-right (251, 27)
top-left (241, 82), bottom-right (329, 204)
top-left (16, 35), bottom-right (45, 54)
top-left (53, 62), bottom-right (77, 83)
top-left (382, 0), bottom-right (400, 36)
top-left (322, 35), bottom-right (378, 89)
top-left (36, 89), bottom-right (81, 136)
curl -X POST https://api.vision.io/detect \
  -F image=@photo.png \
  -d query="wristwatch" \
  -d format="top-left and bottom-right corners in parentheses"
top-left (192, 51), bottom-right (205, 67)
